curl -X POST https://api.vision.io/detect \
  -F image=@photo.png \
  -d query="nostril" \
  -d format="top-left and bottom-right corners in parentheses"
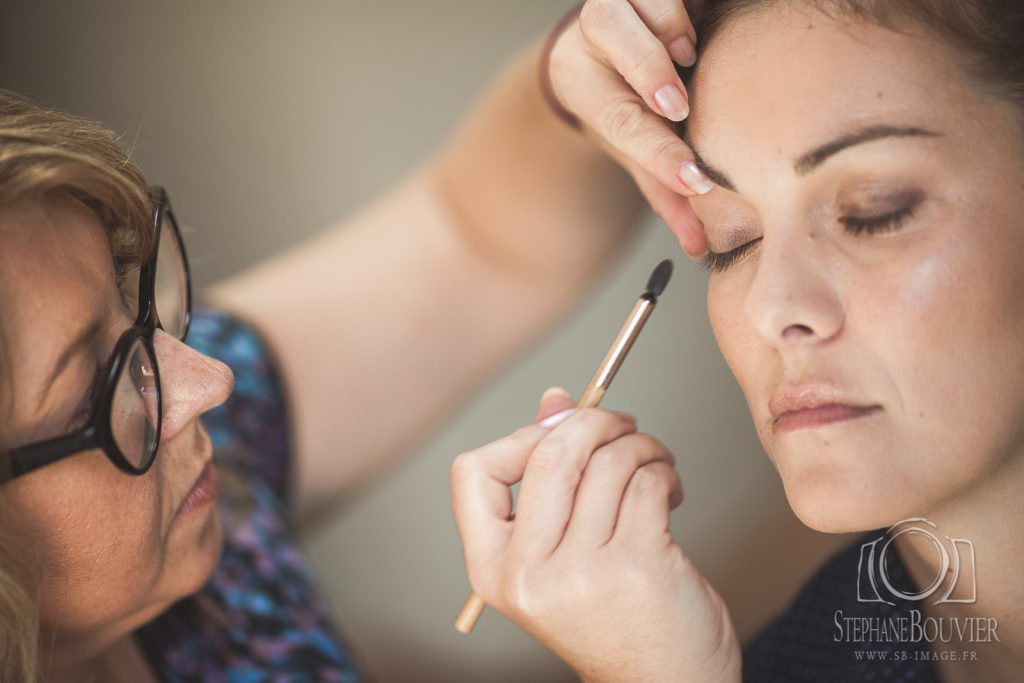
top-left (781, 323), bottom-right (815, 341)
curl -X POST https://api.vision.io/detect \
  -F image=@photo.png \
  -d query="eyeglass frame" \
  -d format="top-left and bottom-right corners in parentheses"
top-left (0, 186), bottom-right (191, 483)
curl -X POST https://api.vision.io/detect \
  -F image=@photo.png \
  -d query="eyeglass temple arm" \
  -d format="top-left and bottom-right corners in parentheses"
top-left (1, 431), bottom-right (98, 482)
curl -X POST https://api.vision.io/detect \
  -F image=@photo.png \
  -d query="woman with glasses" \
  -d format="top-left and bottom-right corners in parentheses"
top-left (4, 188), bottom-right (184, 483)
top-left (0, 2), bottom-right (709, 681)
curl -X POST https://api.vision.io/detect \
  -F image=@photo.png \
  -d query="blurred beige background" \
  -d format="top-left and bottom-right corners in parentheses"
top-left (1, 2), bottom-right (854, 680)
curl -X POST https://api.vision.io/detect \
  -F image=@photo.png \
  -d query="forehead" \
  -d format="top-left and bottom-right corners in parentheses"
top-left (687, 7), bottom-right (968, 172)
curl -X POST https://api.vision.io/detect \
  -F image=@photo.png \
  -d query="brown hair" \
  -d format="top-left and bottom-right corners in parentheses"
top-left (688, 1), bottom-right (1024, 111)
top-left (0, 89), bottom-right (152, 683)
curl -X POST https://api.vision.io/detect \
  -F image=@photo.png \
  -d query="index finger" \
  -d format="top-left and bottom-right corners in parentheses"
top-left (626, 0), bottom-right (697, 66)
top-left (580, 0), bottom-right (690, 122)
top-left (598, 92), bottom-right (713, 196)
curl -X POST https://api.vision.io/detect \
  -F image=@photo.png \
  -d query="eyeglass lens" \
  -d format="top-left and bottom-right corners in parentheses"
top-left (155, 211), bottom-right (189, 340)
top-left (109, 206), bottom-right (186, 467)
top-left (110, 338), bottom-right (160, 468)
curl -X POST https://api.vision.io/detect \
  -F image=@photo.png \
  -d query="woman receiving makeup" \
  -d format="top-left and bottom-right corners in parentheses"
top-left (453, 1), bottom-right (1024, 681)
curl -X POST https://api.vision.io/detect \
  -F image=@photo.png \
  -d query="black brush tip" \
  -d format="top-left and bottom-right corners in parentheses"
top-left (644, 259), bottom-right (674, 300)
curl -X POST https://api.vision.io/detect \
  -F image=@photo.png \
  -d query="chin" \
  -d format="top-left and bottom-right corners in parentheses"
top-left (786, 485), bottom-right (891, 534)
top-left (764, 413), bottom-right (925, 533)
top-left (193, 506), bottom-right (225, 582)
top-left (774, 451), bottom-right (925, 534)
top-left (170, 506), bottom-right (225, 597)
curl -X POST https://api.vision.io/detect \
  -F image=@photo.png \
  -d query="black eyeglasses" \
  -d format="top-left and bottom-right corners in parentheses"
top-left (1, 186), bottom-right (191, 483)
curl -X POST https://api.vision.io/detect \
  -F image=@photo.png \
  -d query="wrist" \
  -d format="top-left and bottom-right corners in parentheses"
top-left (539, 2), bottom-right (585, 131)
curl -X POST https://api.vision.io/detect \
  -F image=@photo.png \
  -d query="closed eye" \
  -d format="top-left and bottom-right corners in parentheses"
top-left (701, 237), bottom-right (763, 273)
top-left (701, 202), bottom-right (918, 274)
top-left (840, 204), bottom-right (917, 236)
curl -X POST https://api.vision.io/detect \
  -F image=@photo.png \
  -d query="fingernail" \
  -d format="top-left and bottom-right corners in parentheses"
top-left (654, 84), bottom-right (689, 122)
top-left (690, 245), bottom-right (709, 259)
top-left (668, 36), bottom-right (697, 67)
top-left (678, 160), bottom-right (713, 195)
top-left (540, 386), bottom-right (571, 402)
top-left (538, 408), bottom-right (576, 429)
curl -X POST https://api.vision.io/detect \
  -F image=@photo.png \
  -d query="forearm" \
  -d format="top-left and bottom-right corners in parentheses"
top-left (207, 39), bottom-right (648, 532)
top-left (432, 39), bottom-right (646, 293)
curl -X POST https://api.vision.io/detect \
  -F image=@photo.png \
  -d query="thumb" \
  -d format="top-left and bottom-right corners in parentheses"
top-left (535, 386), bottom-right (576, 424)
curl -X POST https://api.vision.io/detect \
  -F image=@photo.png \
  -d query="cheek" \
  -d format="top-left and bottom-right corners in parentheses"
top-left (7, 450), bottom-right (166, 631)
top-left (707, 276), bottom-right (773, 422)
top-left (707, 276), bottom-right (747, 370)
top-left (856, 206), bottom-right (1024, 504)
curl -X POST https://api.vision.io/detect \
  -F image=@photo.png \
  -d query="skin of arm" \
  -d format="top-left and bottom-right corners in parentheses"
top-left (206, 40), bottom-right (647, 531)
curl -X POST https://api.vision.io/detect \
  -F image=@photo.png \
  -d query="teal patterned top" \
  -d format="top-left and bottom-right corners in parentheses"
top-left (135, 308), bottom-right (361, 683)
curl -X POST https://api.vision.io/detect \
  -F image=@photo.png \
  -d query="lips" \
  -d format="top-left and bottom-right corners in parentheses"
top-left (770, 384), bottom-right (881, 433)
top-left (176, 458), bottom-right (219, 517)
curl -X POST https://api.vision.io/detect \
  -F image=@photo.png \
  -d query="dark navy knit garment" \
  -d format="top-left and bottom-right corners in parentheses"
top-left (743, 531), bottom-right (944, 682)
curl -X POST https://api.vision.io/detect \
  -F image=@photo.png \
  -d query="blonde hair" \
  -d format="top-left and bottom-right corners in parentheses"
top-left (0, 90), bottom-right (152, 683)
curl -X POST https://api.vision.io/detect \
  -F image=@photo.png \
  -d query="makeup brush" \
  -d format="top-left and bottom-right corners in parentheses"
top-left (454, 259), bottom-right (675, 635)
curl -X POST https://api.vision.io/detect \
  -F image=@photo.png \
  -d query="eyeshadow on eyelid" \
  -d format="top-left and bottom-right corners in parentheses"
top-left (707, 223), bottom-right (758, 252)
top-left (838, 186), bottom-right (924, 210)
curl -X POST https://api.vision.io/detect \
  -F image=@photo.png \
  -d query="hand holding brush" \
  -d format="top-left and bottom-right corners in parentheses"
top-left (454, 259), bottom-right (675, 634)
top-left (449, 259), bottom-right (741, 681)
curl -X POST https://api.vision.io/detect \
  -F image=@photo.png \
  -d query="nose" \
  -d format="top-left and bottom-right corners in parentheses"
top-left (153, 330), bottom-right (234, 441)
top-left (743, 233), bottom-right (845, 347)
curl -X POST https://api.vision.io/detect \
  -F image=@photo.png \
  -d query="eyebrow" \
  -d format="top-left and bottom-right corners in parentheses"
top-left (690, 147), bottom-right (736, 192)
top-left (38, 315), bottom-right (104, 407)
top-left (688, 125), bottom-right (942, 193)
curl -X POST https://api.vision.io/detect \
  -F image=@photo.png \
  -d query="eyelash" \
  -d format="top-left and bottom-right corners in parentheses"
top-left (700, 237), bottom-right (762, 273)
top-left (839, 203), bottom-right (917, 236)
top-left (701, 204), bottom-right (919, 274)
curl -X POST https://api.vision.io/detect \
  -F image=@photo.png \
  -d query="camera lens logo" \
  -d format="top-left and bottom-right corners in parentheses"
top-left (857, 517), bottom-right (976, 606)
